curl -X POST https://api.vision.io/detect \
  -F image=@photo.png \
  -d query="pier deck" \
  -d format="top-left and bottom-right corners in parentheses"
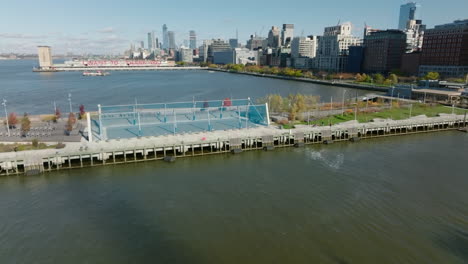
top-left (0, 114), bottom-right (466, 176)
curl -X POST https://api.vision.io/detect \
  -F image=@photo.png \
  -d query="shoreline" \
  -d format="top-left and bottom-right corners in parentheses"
top-left (209, 68), bottom-right (389, 93)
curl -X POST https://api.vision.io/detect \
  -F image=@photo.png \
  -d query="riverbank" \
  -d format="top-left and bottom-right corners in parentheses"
top-left (210, 68), bottom-right (389, 93)
top-left (0, 113), bottom-right (465, 176)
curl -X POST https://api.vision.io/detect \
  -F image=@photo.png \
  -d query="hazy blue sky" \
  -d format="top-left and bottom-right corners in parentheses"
top-left (0, 0), bottom-right (467, 54)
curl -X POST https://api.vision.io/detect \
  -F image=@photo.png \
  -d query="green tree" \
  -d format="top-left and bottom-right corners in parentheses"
top-left (21, 113), bottom-right (31, 137)
top-left (424, 72), bottom-right (440, 80)
top-left (31, 138), bottom-right (39, 148)
top-left (269, 94), bottom-right (284, 113)
top-left (389, 74), bottom-right (398, 85)
top-left (383, 79), bottom-right (393, 86)
top-left (364, 74), bottom-right (372, 83)
top-left (373, 73), bottom-right (385, 84)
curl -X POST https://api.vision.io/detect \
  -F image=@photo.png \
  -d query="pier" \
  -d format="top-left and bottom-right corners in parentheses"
top-left (33, 66), bottom-right (206, 72)
top-left (0, 114), bottom-right (466, 176)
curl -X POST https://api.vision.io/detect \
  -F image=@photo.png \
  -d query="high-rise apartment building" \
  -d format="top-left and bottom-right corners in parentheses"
top-left (291, 36), bottom-right (317, 58)
top-left (168, 31), bottom-right (176, 50)
top-left (268, 26), bottom-right (281, 48)
top-left (189, 30), bottom-right (197, 49)
top-left (162, 24), bottom-right (169, 50)
top-left (199, 39), bottom-right (213, 62)
top-left (398, 2), bottom-right (421, 30)
top-left (148, 31), bottom-right (158, 51)
top-left (229, 39), bottom-right (239, 49)
top-left (404, 19), bottom-right (425, 53)
top-left (419, 19), bottom-right (468, 77)
top-left (178, 47), bottom-right (193, 63)
top-left (362, 30), bottom-right (407, 73)
top-left (315, 22), bottom-right (360, 72)
top-left (281, 24), bottom-right (294, 46)
top-left (246, 35), bottom-right (265, 50)
top-left (147, 32), bottom-right (153, 51)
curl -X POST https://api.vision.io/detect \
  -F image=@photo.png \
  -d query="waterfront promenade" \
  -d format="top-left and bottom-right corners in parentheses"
top-left (209, 68), bottom-right (390, 92)
top-left (0, 113), bottom-right (465, 175)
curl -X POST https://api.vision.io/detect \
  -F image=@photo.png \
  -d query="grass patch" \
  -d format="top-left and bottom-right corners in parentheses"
top-left (282, 104), bottom-right (467, 128)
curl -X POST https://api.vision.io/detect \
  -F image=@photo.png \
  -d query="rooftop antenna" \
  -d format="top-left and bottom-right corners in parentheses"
top-left (259, 26), bottom-right (265, 37)
top-left (301, 29), bottom-right (304, 37)
top-left (337, 19), bottom-right (341, 25)
top-left (236, 28), bottom-right (238, 40)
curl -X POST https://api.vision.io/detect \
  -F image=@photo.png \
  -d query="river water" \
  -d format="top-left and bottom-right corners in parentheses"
top-left (0, 60), bottom-right (467, 263)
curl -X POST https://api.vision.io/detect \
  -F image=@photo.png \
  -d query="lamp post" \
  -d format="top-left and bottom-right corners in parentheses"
top-left (68, 93), bottom-right (73, 113)
top-left (2, 98), bottom-right (10, 137)
top-left (342, 89), bottom-right (347, 116)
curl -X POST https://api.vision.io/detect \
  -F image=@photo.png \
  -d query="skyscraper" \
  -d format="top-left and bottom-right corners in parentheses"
top-left (362, 30), bottom-right (407, 73)
top-left (147, 31), bottom-right (157, 51)
top-left (315, 22), bottom-right (360, 72)
top-left (168, 31), bottom-right (176, 50)
top-left (398, 2), bottom-right (421, 30)
top-left (229, 39), bottom-right (239, 49)
top-left (268, 26), bottom-right (281, 48)
top-left (147, 32), bottom-right (153, 51)
top-left (162, 24), bottom-right (169, 50)
top-left (189, 30), bottom-right (197, 49)
top-left (281, 24), bottom-right (294, 46)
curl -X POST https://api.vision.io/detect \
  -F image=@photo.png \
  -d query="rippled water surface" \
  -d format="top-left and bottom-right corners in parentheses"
top-left (0, 60), bottom-right (467, 263)
top-left (0, 60), bottom-right (367, 115)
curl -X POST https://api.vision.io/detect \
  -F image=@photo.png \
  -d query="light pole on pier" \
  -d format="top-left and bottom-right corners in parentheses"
top-left (2, 98), bottom-right (10, 137)
top-left (342, 89), bottom-right (347, 117)
top-left (68, 93), bottom-right (73, 113)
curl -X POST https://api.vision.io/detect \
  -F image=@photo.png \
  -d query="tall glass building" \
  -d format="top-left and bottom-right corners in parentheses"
top-left (189, 30), bottom-right (197, 49)
top-left (162, 24), bottom-right (169, 50)
top-left (398, 2), bottom-right (421, 30)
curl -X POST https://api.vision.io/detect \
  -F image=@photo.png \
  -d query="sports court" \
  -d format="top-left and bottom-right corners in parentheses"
top-left (91, 98), bottom-right (269, 140)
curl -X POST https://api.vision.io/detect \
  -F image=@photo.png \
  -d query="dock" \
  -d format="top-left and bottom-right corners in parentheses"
top-left (0, 114), bottom-right (466, 176)
top-left (33, 66), bottom-right (207, 72)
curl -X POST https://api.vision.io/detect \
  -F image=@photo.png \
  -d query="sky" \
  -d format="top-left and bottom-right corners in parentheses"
top-left (0, 0), bottom-right (467, 55)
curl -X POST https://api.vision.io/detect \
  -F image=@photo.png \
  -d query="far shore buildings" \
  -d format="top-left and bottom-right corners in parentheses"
top-left (398, 2), bottom-right (421, 30)
top-left (189, 30), bottom-right (197, 49)
top-left (281, 24), bottom-right (294, 46)
top-left (362, 30), bottom-right (407, 73)
top-left (291, 36), bottom-right (317, 69)
top-left (419, 19), bottom-right (468, 77)
top-left (315, 22), bottom-right (360, 72)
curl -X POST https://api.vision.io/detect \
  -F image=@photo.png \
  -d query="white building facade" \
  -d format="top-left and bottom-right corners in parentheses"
top-left (315, 22), bottom-right (360, 72)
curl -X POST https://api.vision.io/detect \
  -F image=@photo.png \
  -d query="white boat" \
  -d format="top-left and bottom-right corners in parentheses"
top-left (82, 71), bottom-right (109, 76)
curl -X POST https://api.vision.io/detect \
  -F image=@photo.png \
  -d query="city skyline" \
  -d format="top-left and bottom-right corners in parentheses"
top-left (0, 0), bottom-right (467, 54)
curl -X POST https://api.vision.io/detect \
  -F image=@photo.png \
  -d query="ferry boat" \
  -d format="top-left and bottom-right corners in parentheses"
top-left (82, 71), bottom-right (109, 76)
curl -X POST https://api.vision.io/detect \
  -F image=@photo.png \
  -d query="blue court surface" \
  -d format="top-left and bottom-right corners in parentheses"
top-left (91, 99), bottom-right (269, 140)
